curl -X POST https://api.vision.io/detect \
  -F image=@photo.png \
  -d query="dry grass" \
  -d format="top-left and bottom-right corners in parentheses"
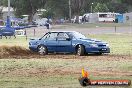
top-left (0, 56), bottom-right (131, 88)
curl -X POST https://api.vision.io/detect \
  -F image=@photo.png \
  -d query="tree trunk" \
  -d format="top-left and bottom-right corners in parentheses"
top-left (28, 13), bottom-right (34, 24)
top-left (0, 6), bottom-right (3, 19)
top-left (28, 0), bottom-right (36, 24)
top-left (75, 15), bottom-right (79, 24)
top-left (75, 9), bottom-right (80, 24)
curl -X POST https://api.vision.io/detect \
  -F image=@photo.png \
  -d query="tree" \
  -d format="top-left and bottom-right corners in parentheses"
top-left (93, 3), bottom-right (109, 12)
top-left (77, 0), bottom-right (112, 15)
top-left (10, 0), bottom-right (46, 23)
top-left (71, 0), bottom-right (86, 23)
top-left (108, 2), bottom-right (128, 13)
top-left (0, 0), bottom-right (4, 19)
top-left (1, 0), bottom-right (130, 22)
top-left (120, 0), bottom-right (132, 12)
top-left (121, 0), bottom-right (132, 6)
top-left (43, 0), bottom-right (69, 19)
top-left (0, 7), bottom-right (3, 19)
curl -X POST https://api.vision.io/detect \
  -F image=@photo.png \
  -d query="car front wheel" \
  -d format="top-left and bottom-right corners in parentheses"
top-left (77, 45), bottom-right (85, 56)
top-left (38, 45), bottom-right (48, 55)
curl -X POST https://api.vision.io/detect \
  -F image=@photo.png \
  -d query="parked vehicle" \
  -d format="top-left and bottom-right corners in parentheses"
top-left (0, 16), bottom-right (16, 38)
top-left (29, 31), bottom-right (110, 56)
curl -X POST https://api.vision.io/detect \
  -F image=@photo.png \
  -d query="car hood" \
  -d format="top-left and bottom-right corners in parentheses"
top-left (79, 38), bottom-right (108, 44)
top-left (29, 38), bottom-right (41, 45)
top-left (30, 38), bottom-right (40, 42)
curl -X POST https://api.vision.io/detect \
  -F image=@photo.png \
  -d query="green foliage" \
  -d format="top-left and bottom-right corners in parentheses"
top-left (71, 0), bottom-right (86, 23)
top-left (44, 0), bottom-right (69, 19)
top-left (93, 3), bottom-right (109, 12)
top-left (71, 0), bottom-right (86, 14)
top-left (41, 10), bottom-right (55, 18)
top-left (0, 0), bottom-right (131, 21)
top-left (0, 0), bottom-right (3, 6)
top-left (121, 0), bottom-right (132, 6)
top-left (0, 0), bottom-right (6, 6)
top-left (108, 2), bottom-right (128, 13)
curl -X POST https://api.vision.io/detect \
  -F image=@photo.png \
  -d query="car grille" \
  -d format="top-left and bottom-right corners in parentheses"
top-left (98, 45), bottom-right (106, 47)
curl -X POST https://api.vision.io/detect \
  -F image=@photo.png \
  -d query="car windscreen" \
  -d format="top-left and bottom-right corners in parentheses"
top-left (40, 32), bottom-right (58, 40)
top-left (69, 32), bottom-right (87, 39)
top-left (40, 33), bottom-right (49, 40)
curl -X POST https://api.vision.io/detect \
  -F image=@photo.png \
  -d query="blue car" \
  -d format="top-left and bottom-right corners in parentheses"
top-left (29, 31), bottom-right (110, 56)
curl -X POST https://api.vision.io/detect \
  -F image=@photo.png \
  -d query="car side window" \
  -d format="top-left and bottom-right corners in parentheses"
top-left (46, 33), bottom-right (58, 40)
top-left (57, 33), bottom-right (69, 40)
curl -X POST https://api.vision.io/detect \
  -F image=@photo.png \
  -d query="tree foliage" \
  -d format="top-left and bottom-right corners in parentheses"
top-left (43, 0), bottom-right (69, 19)
top-left (121, 0), bottom-right (132, 6)
top-left (108, 2), bottom-right (128, 13)
top-left (0, 0), bottom-right (5, 19)
top-left (0, 0), bottom-right (131, 22)
top-left (76, 0), bottom-right (111, 15)
top-left (93, 3), bottom-right (109, 12)
top-left (71, 0), bottom-right (86, 23)
top-left (0, 0), bottom-right (6, 6)
top-left (71, 0), bottom-right (85, 15)
top-left (10, 0), bottom-right (46, 23)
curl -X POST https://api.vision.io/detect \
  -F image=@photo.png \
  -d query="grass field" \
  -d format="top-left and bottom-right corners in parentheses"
top-left (89, 34), bottom-right (132, 55)
top-left (53, 23), bottom-right (131, 29)
top-left (0, 57), bottom-right (131, 88)
top-left (0, 33), bottom-right (132, 88)
top-left (0, 36), bottom-right (29, 47)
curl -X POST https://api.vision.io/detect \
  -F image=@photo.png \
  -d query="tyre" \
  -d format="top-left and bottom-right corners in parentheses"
top-left (38, 45), bottom-right (48, 55)
top-left (77, 45), bottom-right (85, 56)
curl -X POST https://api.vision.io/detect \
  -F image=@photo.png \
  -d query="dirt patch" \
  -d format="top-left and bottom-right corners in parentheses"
top-left (0, 46), bottom-right (34, 58)
top-left (1, 67), bottom-right (132, 78)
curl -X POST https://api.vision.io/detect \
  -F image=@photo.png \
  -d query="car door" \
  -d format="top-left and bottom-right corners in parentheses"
top-left (45, 32), bottom-right (58, 52)
top-left (57, 32), bottom-right (72, 53)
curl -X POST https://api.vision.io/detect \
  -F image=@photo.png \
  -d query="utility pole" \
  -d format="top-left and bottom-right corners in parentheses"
top-left (91, 3), bottom-right (93, 13)
top-left (69, 0), bottom-right (72, 22)
top-left (130, 20), bottom-right (132, 34)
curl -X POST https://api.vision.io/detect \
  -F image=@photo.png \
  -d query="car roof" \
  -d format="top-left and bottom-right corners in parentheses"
top-left (48, 31), bottom-right (77, 33)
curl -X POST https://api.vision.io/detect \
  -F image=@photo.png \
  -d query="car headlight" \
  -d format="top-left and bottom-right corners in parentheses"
top-left (89, 43), bottom-right (98, 47)
top-left (106, 44), bottom-right (109, 47)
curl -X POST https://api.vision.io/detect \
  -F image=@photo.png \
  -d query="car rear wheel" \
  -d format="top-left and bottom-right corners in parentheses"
top-left (77, 45), bottom-right (85, 56)
top-left (38, 45), bottom-right (48, 55)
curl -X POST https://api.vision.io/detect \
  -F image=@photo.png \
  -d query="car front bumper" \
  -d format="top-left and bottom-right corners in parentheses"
top-left (29, 47), bottom-right (38, 52)
top-left (85, 47), bottom-right (110, 53)
top-left (29, 44), bottom-right (38, 52)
